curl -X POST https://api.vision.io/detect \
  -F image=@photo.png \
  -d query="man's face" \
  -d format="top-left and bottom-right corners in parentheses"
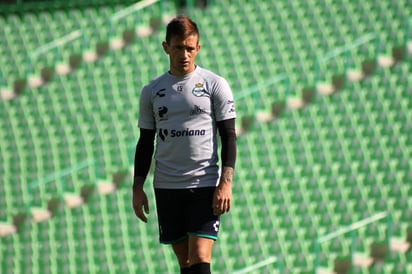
top-left (162, 34), bottom-right (201, 76)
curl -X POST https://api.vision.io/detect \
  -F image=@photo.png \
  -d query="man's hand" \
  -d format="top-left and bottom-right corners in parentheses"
top-left (212, 167), bottom-right (234, 216)
top-left (132, 177), bottom-right (150, 223)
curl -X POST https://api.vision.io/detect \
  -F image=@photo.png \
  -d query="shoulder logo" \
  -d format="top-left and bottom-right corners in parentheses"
top-left (156, 88), bottom-right (166, 97)
top-left (192, 83), bottom-right (210, 97)
top-left (227, 99), bottom-right (236, 113)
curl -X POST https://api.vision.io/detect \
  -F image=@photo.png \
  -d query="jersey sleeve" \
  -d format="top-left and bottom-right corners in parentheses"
top-left (138, 85), bottom-right (156, 130)
top-left (212, 77), bottom-right (236, 122)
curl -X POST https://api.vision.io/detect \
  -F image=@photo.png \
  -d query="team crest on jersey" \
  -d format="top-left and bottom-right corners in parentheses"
top-left (192, 83), bottom-right (209, 97)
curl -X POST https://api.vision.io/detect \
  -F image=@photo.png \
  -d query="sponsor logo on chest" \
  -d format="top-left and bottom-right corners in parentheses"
top-left (158, 128), bottom-right (206, 141)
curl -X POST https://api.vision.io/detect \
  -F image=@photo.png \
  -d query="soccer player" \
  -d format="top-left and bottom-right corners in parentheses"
top-left (132, 15), bottom-right (237, 274)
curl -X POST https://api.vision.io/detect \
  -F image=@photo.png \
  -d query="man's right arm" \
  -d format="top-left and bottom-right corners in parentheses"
top-left (133, 128), bottom-right (156, 222)
top-left (133, 128), bottom-right (156, 190)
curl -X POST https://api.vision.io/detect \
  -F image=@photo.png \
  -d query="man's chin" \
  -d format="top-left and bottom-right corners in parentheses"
top-left (177, 67), bottom-right (194, 75)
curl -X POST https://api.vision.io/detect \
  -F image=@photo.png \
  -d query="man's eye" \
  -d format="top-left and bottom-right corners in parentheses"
top-left (173, 46), bottom-right (195, 51)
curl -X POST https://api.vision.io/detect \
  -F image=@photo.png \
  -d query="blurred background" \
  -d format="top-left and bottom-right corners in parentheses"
top-left (0, 0), bottom-right (411, 273)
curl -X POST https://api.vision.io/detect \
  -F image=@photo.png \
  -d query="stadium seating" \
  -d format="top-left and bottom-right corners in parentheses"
top-left (1, 0), bottom-right (411, 273)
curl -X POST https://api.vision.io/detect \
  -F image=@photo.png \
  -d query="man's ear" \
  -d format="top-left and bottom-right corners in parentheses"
top-left (162, 41), bottom-right (169, 54)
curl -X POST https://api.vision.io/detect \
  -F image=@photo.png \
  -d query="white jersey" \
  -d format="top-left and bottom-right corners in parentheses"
top-left (138, 66), bottom-right (236, 189)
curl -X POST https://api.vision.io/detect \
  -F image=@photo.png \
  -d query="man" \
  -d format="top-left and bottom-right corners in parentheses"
top-left (132, 15), bottom-right (237, 274)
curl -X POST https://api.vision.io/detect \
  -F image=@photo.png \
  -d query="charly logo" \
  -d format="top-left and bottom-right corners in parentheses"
top-left (192, 83), bottom-right (210, 97)
top-left (156, 88), bottom-right (166, 97)
top-left (213, 220), bottom-right (220, 232)
top-left (158, 128), bottom-right (206, 141)
top-left (158, 106), bottom-right (168, 120)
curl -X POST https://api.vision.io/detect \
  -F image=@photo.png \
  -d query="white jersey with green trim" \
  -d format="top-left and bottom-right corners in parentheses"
top-left (138, 66), bottom-right (236, 189)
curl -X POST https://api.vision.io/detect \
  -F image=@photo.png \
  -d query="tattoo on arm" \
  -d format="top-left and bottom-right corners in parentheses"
top-left (220, 167), bottom-right (234, 184)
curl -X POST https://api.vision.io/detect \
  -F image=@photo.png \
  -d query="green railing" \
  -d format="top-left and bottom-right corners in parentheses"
top-left (313, 211), bottom-right (393, 273)
top-left (406, 16), bottom-right (412, 57)
top-left (0, 64), bottom-right (5, 91)
top-left (0, 0), bottom-right (137, 14)
top-left (231, 256), bottom-right (282, 274)
top-left (25, 158), bottom-right (99, 213)
top-left (108, 0), bottom-right (163, 38)
top-left (235, 74), bottom-right (290, 117)
top-left (0, 0), bottom-right (166, 91)
top-left (0, 0), bottom-right (215, 93)
top-left (314, 33), bottom-right (380, 84)
top-left (26, 0), bottom-right (165, 82)
top-left (28, 29), bottom-right (86, 77)
top-left (235, 74), bottom-right (290, 101)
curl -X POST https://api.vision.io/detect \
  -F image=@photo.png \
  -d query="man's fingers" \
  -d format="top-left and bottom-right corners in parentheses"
top-left (212, 197), bottom-right (220, 215)
top-left (224, 199), bottom-right (231, 212)
top-left (139, 213), bottom-right (148, 223)
top-left (133, 200), bottom-right (149, 223)
top-left (133, 190), bottom-right (149, 223)
top-left (143, 200), bottom-right (150, 214)
top-left (213, 199), bottom-right (231, 215)
top-left (134, 205), bottom-right (148, 223)
top-left (222, 199), bottom-right (230, 212)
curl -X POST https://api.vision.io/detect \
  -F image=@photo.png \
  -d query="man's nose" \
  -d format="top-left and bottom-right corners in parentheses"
top-left (182, 49), bottom-right (190, 58)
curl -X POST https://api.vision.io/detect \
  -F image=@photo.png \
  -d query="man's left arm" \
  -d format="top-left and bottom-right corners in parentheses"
top-left (213, 118), bottom-right (237, 216)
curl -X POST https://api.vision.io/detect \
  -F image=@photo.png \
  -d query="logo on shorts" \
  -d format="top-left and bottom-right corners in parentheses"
top-left (213, 220), bottom-right (220, 232)
top-left (192, 83), bottom-right (210, 97)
